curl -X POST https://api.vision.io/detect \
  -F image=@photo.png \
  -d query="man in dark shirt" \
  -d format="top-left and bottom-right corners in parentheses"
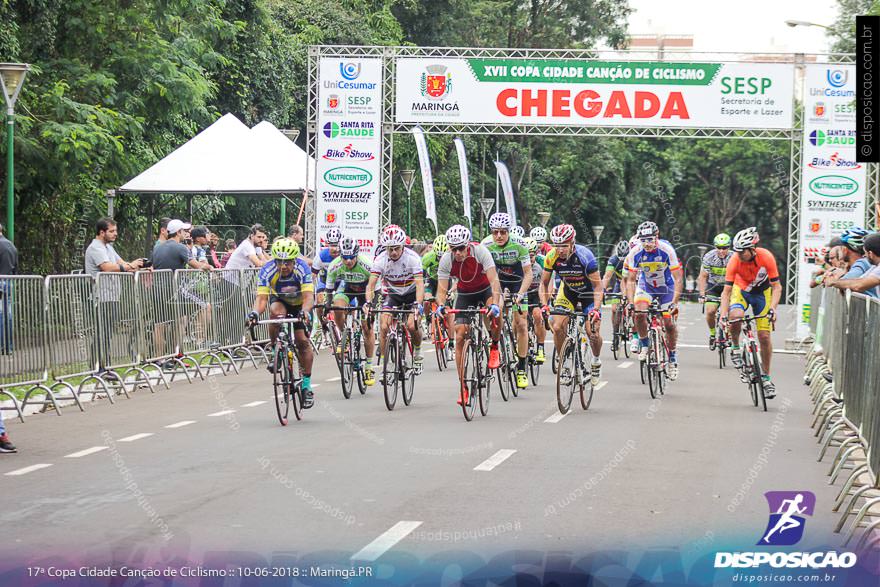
top-left (0, 224), bottom-right (17, 275)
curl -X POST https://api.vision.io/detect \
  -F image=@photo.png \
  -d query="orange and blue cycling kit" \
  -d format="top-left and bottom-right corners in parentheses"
top-left (725, 247), bottom-right (779, 331)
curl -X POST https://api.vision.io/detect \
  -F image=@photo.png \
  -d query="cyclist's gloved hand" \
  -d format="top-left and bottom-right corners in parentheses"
top-left (513, 293), bottom-right (524, 306)
top-left (416, 304), bottom-right (425, 316)
top-left (698, 295), bottom-right (706, 303)
top-left (434, 304), bottom-right (446, 317)
top-left (719, 314), bottom-right (729, 326)
top-left (588, 308), bottom-right (601, 322)
top-left (541, 304), bottom-right (551, 315)
top-left (488, 304), bottom-right (501, 318)
top-left (246, 311), bottom-right (259, 325)
top-left (767, 308), bottom-right (777, 323)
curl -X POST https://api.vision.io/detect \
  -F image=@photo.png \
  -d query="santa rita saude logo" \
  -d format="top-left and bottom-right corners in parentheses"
top-left (322, 121), bottom-right (375, 139)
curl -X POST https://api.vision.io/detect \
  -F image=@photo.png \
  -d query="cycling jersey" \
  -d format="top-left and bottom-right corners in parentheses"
top-left (725, 247), bottom-right (779, 293)
top-left (624, 240), bottom-right (680, 292)
top-left (701, 249), bottom-right (731, 288)
top-left (487, 238), bottom-right (530, 290)
top-left (325, 254), bottom-right (372, 295)
top-left (370, 248), bottom-right (423, 295)
top-left (543, 244), bottom-right (599, 295)
top-left (605, 254), bottom-right (625, 293)
top-left (421, 249), bottom-right (440, 280)
top-left (257, 258), bottom-right (313, 305)
top-left (311, 248), bottom-right (338, 290)
top-left (527, 260), bottom-right (543, 293)
top-left (438, 243), bottom-right (495, 294)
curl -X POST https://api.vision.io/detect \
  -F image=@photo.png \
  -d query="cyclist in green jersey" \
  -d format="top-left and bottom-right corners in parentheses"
top-left (602, 240), bottom-right (630, 343)
top-left (487, 212), bottom-right (533, 389)
top-left (422, 234), bottom-right (454, 337)
top-left (697, 233), bottom-right (732, 350)
top-left (524, 237), bottom-right (547, 363)
top-left (325, 237), bottom-right (377, 385)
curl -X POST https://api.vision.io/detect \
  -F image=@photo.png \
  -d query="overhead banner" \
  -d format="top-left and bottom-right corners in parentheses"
top-left (494, 161), bottom-right (517, 226)
top-left (795, 64), bottom-right (865, 336)
top-left (315, 58), bottom-right (383, 255)
top-left (454, 138), bottom-right (473, 229)
top-left (411, 126), bottom-right (438, 235)
top-left (395, 58), bottom-right (794, 129)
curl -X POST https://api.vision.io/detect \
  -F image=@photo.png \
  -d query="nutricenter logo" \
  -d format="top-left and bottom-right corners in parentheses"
top-left (323, 166), bottom-right (373, 188)
top-left (808, 175), bottom-right (859, 198)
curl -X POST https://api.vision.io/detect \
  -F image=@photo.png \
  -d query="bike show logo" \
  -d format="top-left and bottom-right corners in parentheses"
top-left (714, 490), bottom-right (857, 570)
top-left (808, 151), bottom-right (861, 171)
top-left (322, 121), bottom-right (376, 139)
top-left (323, 166), bottom-right (373, 189)
top-left (410, 64), bottom-right (461, 116)
top-left (324, 209), bottom-right (338, 224)
top-left (809, 129), bottom-right (855, 146)
top-left (808, 175), bottom-right (859, 198)
top-left (321, 144), bottom-right (375, 161)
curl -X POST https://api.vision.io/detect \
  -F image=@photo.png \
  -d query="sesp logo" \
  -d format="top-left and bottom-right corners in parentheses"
top-left (826, 69), bottom-right (847, 88)
top-left (340, 62), bottom-right (361, 81)
top-left (758, 491), bottom-right (815, 546)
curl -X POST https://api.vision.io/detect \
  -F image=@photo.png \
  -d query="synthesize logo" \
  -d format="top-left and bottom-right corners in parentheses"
top-left (827, 69), bottom-right (847, 88)
top-left (759, 491), bottom-right (815, 546)
top-left (420, 64), bottom-right (452, 100)
top-left (340, 62), bottom-right (361, 81)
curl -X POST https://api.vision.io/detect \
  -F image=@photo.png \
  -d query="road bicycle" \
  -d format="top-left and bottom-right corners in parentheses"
top-left (331, 305), bottom-right (369, 399)
top-left (426, 298), bottom-right (451, 371)
top-left (448, 307), bottom-right (494, 421)
top-left (703, 295), bottom-right (728, 369)
top-left (550, 308), bottom-right (594, 414)
top-left (607, 293), bottom-right (632, 361)
top-left (249, 316), bottom-right (306, 426)
top-left (728, 314), bottom-right (768, 412)
top-left (525, 304), bottom-right (548, 386)
top-left (634, 298), bottom-right (669, 399)
top-left (373, 305), bottom-right (418, 411)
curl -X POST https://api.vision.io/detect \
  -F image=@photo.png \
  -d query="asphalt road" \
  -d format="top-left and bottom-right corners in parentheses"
top-left (0, 304), bottom-right (848, 572)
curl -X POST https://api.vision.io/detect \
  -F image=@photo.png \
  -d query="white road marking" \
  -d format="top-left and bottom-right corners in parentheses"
top-left (241, 401), bottom-right (266, 407)
top-left (165, 420), bottom-right (197, 429)
top-left (118, 433), bottom-right (154, 442)
top-left (618, 361), bottom-right (634, 369)
top-left (64, 446), bottom-right (108, 458)
top-left (207, 410), bottom-right (235, 417)
top-left (595, 381), bottom-right (608, 391)
top-left (326, 376), bottom-right (341, 382)
top-left (474, 449), bottom-right (517, 471)
top-left (311, 383), bottom-right (322, 388)
top-left (5, 463), bottom-right (53, 476)
top-left (351, 520), bottom-right (423, 561)
top-left (544, 411), bottom-right (568, 424)
top-left (423, 348), bottom-right (435, 353)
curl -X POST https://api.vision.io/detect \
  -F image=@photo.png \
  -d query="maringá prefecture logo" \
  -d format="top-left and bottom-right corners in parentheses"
top-left (758, 491), bottom-right (815, 546)
top-left (420, 64), bottom-right (452, 100)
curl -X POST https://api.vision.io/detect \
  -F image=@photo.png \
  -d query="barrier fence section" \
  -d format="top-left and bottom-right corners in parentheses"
top-left (0, 268), bottom-right (271, 421)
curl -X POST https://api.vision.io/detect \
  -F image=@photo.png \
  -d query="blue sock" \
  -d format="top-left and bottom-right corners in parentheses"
top-left (669, 351), bottom-right (677, 363)
top-left (640, 337), bottom-right (650, 348)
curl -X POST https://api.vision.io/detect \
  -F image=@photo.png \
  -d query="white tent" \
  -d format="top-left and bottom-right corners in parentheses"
top-left (118, 113), bottom-right (313, 194)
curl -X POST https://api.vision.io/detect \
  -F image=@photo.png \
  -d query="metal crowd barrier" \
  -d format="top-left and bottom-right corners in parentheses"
top-left (804, 289), bottom-right (880, 552)
top-left (44, 275), bottom-right (95, 408)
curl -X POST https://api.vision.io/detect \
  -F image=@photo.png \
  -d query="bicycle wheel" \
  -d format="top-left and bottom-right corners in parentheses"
top-left (750, 343), bottom-right (767, 411)
top-left (383, 336), bottom-right (398, 411)
top-left (432, 316), bottom-right (446, 371)
top-left (340, 329), bottom-right (354, 399)
top-left (505, 331), bottom-right (520, 398)
top-left (611, 330), bottom-right (619, 361)
top-left (494, 336), bottom-right (511, 402)
top-left (528, 342), bottom-right (541, 387)
top-left (623, 324), bottom-right (632, 359)
top-left (556, 339), bottom-right (577, 414)
top-left (272, 343), bottom-right (290, 426)
top-left (402, 332), bottom-right (415, 406)
top-left (647, 334), bottom-right (658, 400)
top-left (579, 347), bottom-right (594, 411)
top-left (657, 337), bottom-right (668, 395)
top-left (459, 340), bottom-right (477, 421)
top-left (353, 330), bottom-right (367, 395)
top-left (718, 339), bottom-right (726, 369)
top-left (478, 343), bottom-right (491, 417)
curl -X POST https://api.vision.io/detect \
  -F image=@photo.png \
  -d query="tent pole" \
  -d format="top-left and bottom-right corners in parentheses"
top-left (296, 192), bottom-right (308, 226)
top-left (280, 195), bottom-right (287, 236)
top-left (145, 194), bottom-right (156, 257)
top-left (187, 195), bottom-right (193, 220)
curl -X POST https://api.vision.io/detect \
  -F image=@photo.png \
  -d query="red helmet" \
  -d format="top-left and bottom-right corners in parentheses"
top-left (549, 224), bottom-right (576, 244)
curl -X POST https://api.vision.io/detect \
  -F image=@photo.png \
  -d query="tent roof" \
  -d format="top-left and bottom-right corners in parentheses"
top-left (118, 114), bottom-right (314, 195)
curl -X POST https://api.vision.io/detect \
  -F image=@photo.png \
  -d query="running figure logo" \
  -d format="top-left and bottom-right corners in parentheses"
top-left (759, 491), bottom-right (816, 546)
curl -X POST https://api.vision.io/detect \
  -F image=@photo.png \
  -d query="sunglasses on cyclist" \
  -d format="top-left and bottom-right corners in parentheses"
top-left (639, 237), bottom-right (657, 243)
top-left (341, 254), bottom-right (358, 260)
top-left (716, 246), bottom-right (730, 251)
top-left (274, 258), bottom-right (295, 265)
top-left (451, 245), bottom-right (467, 252)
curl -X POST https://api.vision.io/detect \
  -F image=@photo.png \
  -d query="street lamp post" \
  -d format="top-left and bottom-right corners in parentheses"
top-left (106, 189), bottom-right (116, 218)
top-left (784, 19), bottom-right (831, 30)
top-left (400, 169), bottom-right (416, 236)
top-left (591, 225), bottom-right (605, 247)
top-left (479, 198), bottom-right (495, 239)
top-left (0, 63), bottom-right (30, 241)
top-left (537, 211), bottom-right (550, 228)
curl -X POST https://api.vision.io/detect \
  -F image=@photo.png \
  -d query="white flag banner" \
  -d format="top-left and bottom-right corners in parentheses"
top-left (453, 138), bottom-right (472, 229)
top-left (411, 126), bottom-right (438, 234)
top-left (494, 161), bottom-right (517, 226)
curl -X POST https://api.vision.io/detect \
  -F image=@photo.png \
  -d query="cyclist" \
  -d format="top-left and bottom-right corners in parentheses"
top-left (422, 234), bottom-right (455, 346)
top-left (366, 226), bottom-right (426, 374)
top-left (246, 238), bottom-right (316, 407)
top-left (697, 233), bottom-right (732, 350)
top-left (602, 240), bottom-right (630, 354)
top-left (510, 225), bottom-right (525, 240)
top-left (325, 237), bottom-right (376, 386)
top-left (540, 224), bottom-right (604, 384)
top-left (524, 237), bottom-right (547, 364)
top-left (312, 228), bottom-right (343, 338)
top-left (486, 213), bottom-right (533, 389)
top-left (625, 221), bottom-right (683, 380)
top-left (435, 224), bottom-right (503, 405)
top-left (718, 227), bottom-right (782, 399)
top-left (530, 226), bottom-right (552, 255)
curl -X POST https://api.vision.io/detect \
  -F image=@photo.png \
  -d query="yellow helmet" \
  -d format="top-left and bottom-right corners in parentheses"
top-left (271, 237), bottom-right (300, 260)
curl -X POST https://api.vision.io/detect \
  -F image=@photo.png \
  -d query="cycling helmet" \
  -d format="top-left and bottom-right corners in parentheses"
top-left (383, 223), bottom-right (401, 233)
top-left (445, 224), bottom-right (471, 247)
top-left (271, 238), bottom-right (300, 260)
top-left (615, 240), bottom-right (630, 257)
top-left (339, 236), bottom-right (360, 258)
top-left (732, 227), bottom-right (760, 251)
top-left (380, 226), bottom-right (407, 247)
top-left (325, 227), bottom-right (343, 245)
top-left (636, 221), bottom-right (659, 239)
top-left (432, 234), bottom-right (449, 254)
top-left (510, 225), bottom-right (525, 239)
top-left (713, 233), bottom-right (731, 248)
top-left (524, 237), bottom-right (539, 254)
top-left (529, 226), bottom-right (548, 242)
top-left (841, 227), bottom-right (869, 252)
top-left (629, 235), bottom-right (640, 249)
top-left (488, 212), bottom-right (513, 230)
top-left (549, 224), bottom-right (576, 244)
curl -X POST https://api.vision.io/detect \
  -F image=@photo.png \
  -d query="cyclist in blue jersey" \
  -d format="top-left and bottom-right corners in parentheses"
top-left (312, 227), bottom-right (342, 338)
top-left (624, 221), bottom-right (684, 380)
top-left (247, 238), bottom-right (316, 406)
top-left (602, 240), bottom-right (630, 354)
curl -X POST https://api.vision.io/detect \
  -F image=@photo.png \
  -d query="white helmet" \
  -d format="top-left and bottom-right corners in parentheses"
top-left (510, 225), bottom-right (525, 239)
top-left (445, 224), bottom-right (471, 247)
top-left (524, 237), bottom-right (539, 254)
top-left (636, 221), bottom-right (659, 239)
top-left (488, 212), bottom-right (512, 230)
top-left (380, 226), bottom-right (407, 247)
top-left (732, 227), bottom-right (760, 251)
top-left (325, 228), bottom-right (343, 245)
top-left (615, 240), bottom-right (630, 257)
top-left (549, 224), bottom-right (576, 244)
top-left (529, 226), bottom-right (548, 243)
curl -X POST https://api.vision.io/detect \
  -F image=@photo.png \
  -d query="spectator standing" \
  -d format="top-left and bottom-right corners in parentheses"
top-left (220, 239), bottom-right (236, 268)
top-left (224, 224), bottom-right (269, 271)
top-left (190, 226), bottom-right (210, 265)
top-left (85, 218), bottom-right (145, 277)
top-left (152, 220), bottom-right (211, 271)
top-left (0, 224), bottom-right (17, 275)
top-left (831, 232), bottom-right (880, 298)
top-left (154, 217), bottom-right (172, 254)
top-left (207, 231), bottom-right (222, 268)
top-left (288, 224), bottom-right (304, 247)
top-left (0, 223), bottom-right (18, 354)
top-left (0, 409), bottom-right (15, 453)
